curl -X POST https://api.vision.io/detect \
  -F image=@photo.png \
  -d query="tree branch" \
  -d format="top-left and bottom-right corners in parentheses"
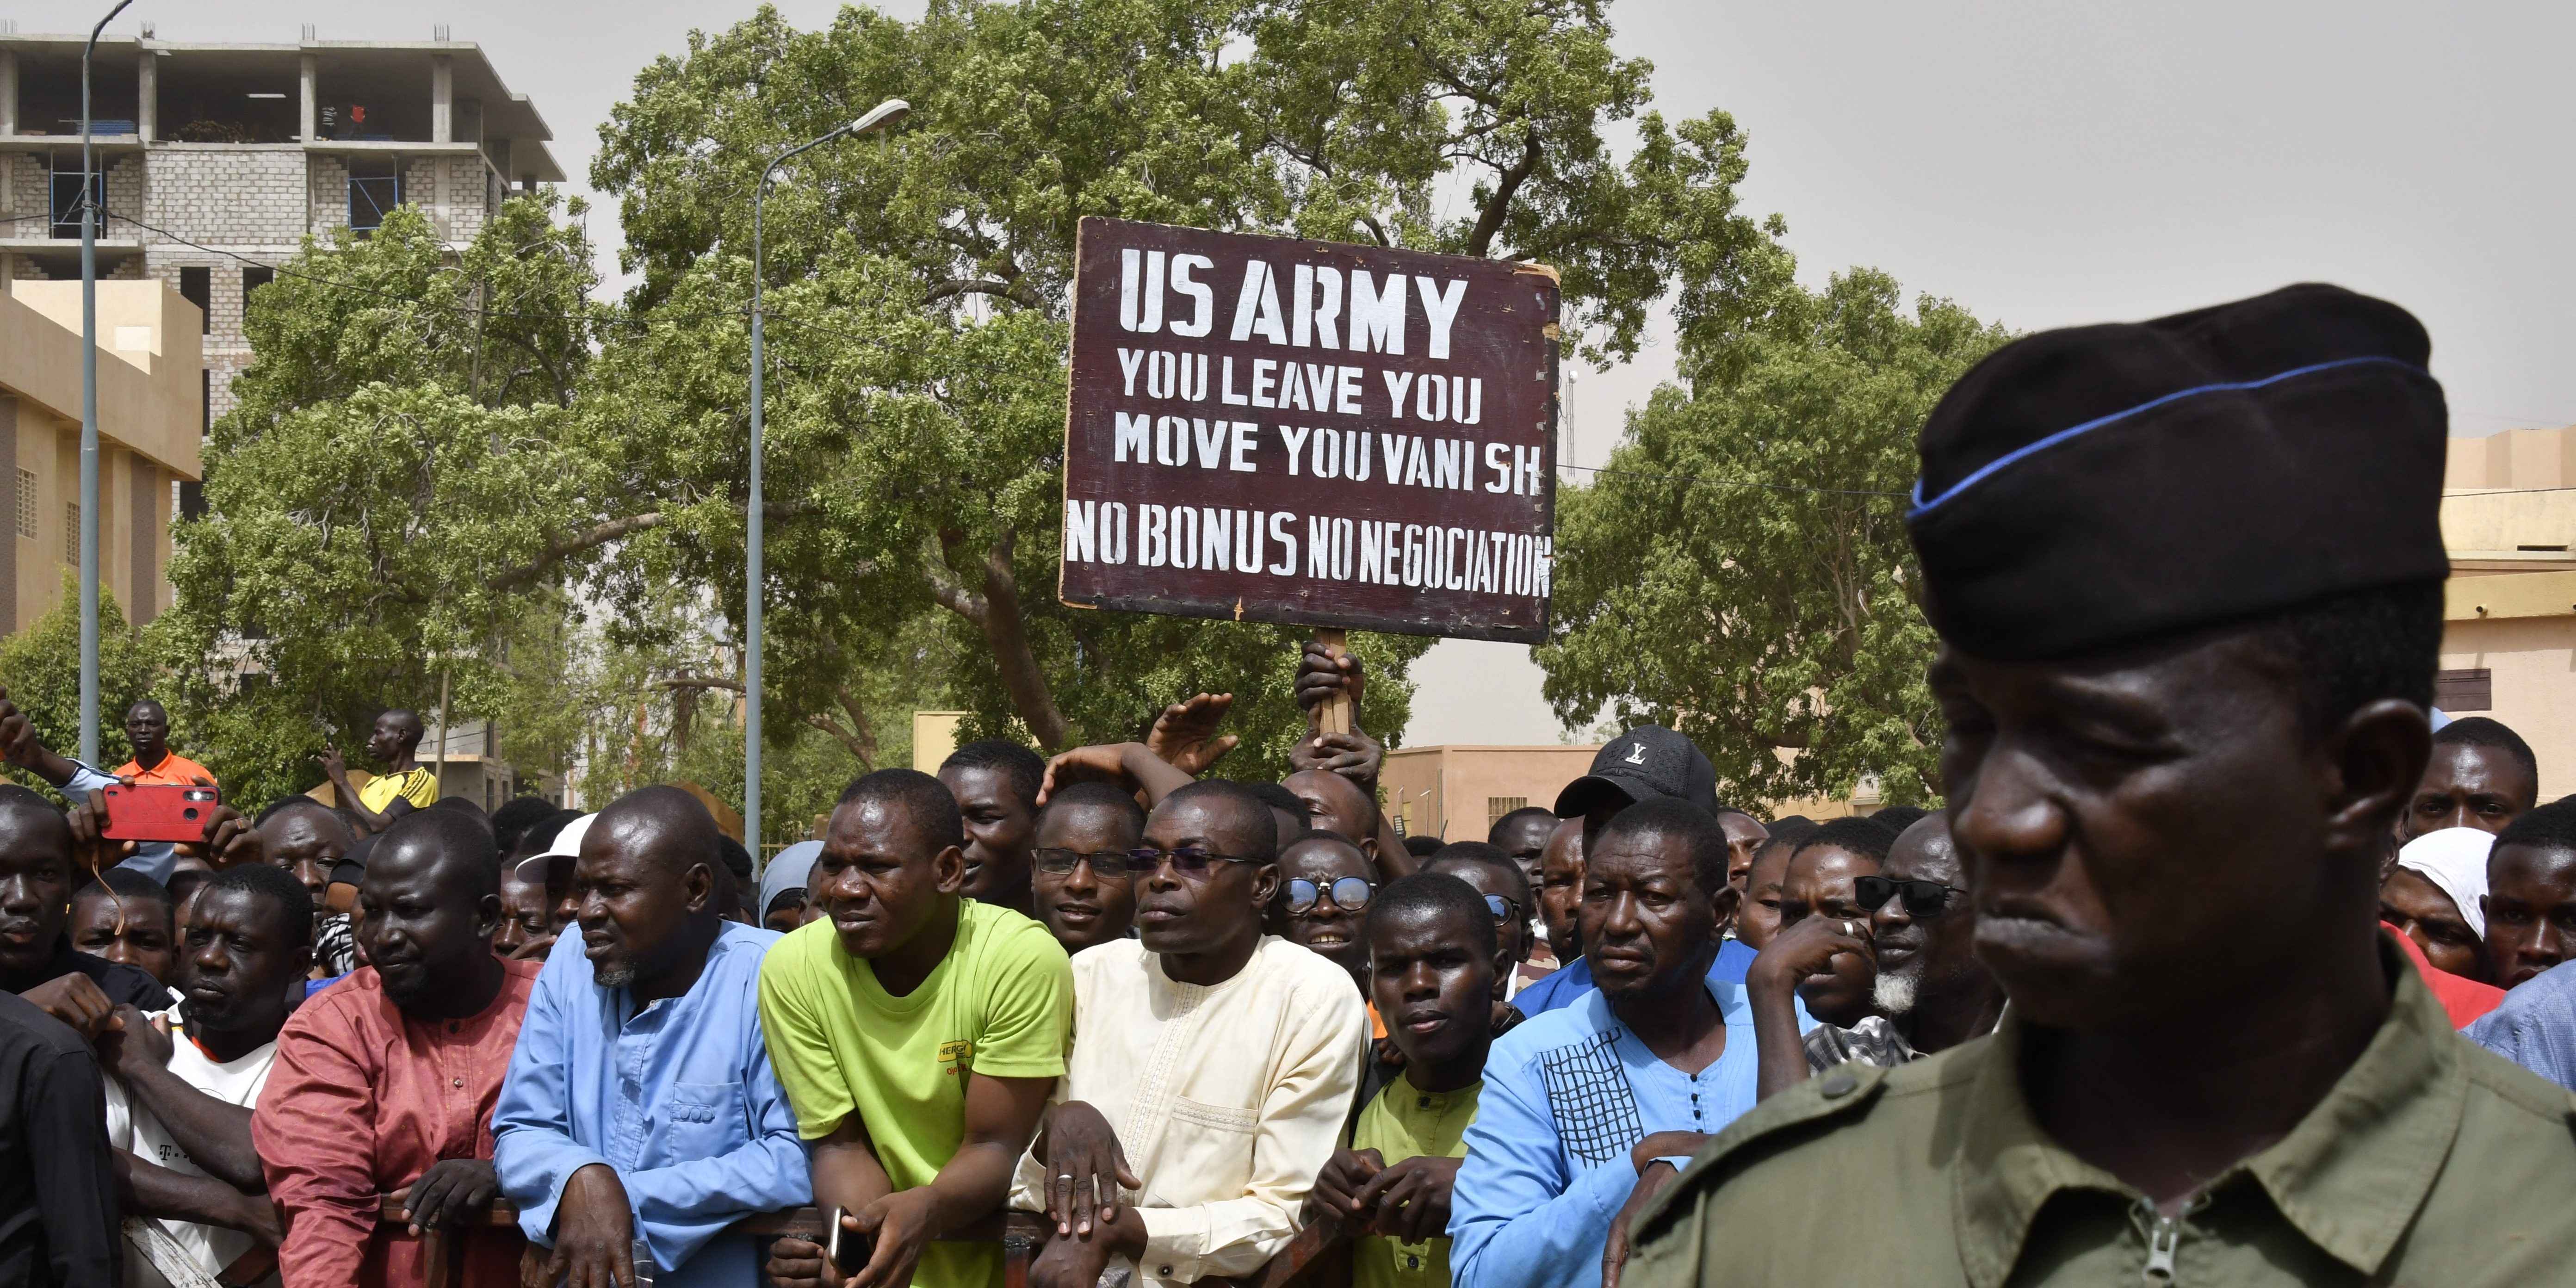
top-left (1466, 129), bottom-right (1542, 259)
top-left (922, 278), bottom-right (1052, 313)
top-left (655, 674), bottom-right (745, 693)
top-left (491, 513), bottom-right (668, 592)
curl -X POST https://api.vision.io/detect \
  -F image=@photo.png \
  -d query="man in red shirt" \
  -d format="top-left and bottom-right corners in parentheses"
top-left (111, 700), bottom-right (215, 788)
top-left (254, 808), bottom-right (536, 1287)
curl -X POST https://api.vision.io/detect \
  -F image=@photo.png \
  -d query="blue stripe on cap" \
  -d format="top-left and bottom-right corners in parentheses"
top-left (1907, 354), bottom-right (2427, 519)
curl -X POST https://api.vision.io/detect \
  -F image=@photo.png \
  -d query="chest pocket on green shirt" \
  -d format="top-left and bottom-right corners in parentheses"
top-left (664, 1080), bottom-right (746, 1158)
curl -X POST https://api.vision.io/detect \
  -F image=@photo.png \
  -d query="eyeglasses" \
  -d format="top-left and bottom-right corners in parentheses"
top-left (1853, 875), bottom-right (1965, 918)
top-left (1034, 848), bottom-right (1140, 880)
top-left (1124, 846), bottom-right (1257, 879)
top-left (1482, 894), bottom-right (1521, 925)
top-left (1286, 876), bottom-right (1375, 914)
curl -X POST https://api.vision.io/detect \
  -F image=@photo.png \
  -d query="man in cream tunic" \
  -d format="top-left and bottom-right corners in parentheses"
top-left (1014, 779), bottom-right (1367, 1288)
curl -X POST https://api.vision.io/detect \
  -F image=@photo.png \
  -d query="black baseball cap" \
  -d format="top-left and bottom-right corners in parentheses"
top-left (1553, 725), bottom-right (1721, 819)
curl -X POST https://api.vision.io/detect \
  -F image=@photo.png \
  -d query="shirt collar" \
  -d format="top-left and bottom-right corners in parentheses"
top-left (1951, 934), bottom-right (2467, 1288)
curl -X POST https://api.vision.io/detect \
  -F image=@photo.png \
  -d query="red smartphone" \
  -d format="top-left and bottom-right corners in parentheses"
top-left (101, 784), bottom-right (221, 843)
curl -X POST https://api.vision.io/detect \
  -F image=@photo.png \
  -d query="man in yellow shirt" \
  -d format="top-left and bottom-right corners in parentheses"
top-left (1313, 873), bottom-right (1505, 1288)
top-left (320, 709), bottom-right (439, 835)
top-left (111, 699), bottom-right (216, 788)
top-left (759, 768), bottom-right (1072, 1288)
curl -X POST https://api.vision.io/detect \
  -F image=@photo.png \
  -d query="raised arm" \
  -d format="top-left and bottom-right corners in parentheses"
top-left (99, 1004), bottom-right (266, 1190)
top-left (1037, 742), bottom-right (1196, 808)
top-left (1746, 918), bottom-right (1870, 1101)
top-left (318, 747), bottom-right (410, 836)
top-left (0, 686), bottom-right (100, 795)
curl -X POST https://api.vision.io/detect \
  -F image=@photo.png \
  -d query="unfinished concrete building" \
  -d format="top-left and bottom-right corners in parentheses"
top-left (0, 26), bottom-right (564, 438)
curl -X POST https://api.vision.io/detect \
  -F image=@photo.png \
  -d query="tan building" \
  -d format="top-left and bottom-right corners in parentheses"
top-left (0, 275), bottom-right (199, 631)
top-left (1377, 743), bottom-right (1602, 844)
top-left (2437, 426), bottom-right (2576, 799)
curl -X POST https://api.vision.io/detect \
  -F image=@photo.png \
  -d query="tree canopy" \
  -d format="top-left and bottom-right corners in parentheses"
top-left (581, 0), bottom-right (1782, 787)
top-left (158, 196), bottom-right (613, 805)
top-left (155, 0), bottom-right (1974, 830)
top-left (1539, 267), bottom-right (2011, 808)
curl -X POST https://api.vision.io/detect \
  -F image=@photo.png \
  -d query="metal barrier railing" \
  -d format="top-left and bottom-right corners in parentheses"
top-left (209, 1195), bottom-right (1349, 1288)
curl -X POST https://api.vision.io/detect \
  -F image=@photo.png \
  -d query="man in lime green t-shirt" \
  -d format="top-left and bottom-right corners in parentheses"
top-left (759, 768), bottom-right (1073, 1288)
top-left (1311, 872), bottom-right (1505, 1288)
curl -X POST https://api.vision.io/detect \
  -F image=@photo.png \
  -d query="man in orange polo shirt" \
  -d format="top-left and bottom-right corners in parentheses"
top-left (112, 699), bottom-right (216, 788)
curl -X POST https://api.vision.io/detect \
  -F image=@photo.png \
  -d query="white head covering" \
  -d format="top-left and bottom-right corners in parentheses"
top-left (2396, 826), bottom-right (2496, 938)
top-left (758, 841), bottom-right (825, 920)
top-left (511, 812), bottom-right (596, 885)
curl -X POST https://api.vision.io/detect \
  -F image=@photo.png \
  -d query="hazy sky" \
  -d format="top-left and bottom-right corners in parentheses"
top-left (19, 0), bottom-right (2573, 744)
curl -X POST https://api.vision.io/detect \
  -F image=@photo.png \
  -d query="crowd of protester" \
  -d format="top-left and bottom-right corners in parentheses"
top-left (8, 284), bottom-right (2576, 1288)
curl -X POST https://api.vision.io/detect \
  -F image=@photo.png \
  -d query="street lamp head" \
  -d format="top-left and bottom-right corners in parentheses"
top-left (850, 99), bottom-right (911, 136)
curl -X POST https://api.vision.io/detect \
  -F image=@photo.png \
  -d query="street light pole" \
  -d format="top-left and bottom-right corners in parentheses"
top-left (78, 0), bottom-right (135, 765)
top-left (745, 98), bottom-right (907, 852)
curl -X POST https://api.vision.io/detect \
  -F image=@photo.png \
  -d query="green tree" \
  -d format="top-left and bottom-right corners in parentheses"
top-left (161, 195), bottom-right (617, 802)
top-left (1538, 268), bottom-right (2012, 808)
top-left (582, 0), bottom-right (1782, 779)
top-left (0, 572), bottom-right (161, 798)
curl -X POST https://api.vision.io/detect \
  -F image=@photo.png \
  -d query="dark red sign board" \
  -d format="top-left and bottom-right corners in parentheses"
top-left (1059, 218), bottom-right (1560, 642)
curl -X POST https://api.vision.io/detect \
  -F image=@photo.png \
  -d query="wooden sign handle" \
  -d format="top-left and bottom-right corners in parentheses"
top-left (1315, 628), bottom-right (1353, 736)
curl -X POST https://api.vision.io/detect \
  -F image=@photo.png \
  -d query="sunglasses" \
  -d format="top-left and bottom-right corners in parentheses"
top-left (1482, 894), bottom-right (1521, 925)
top-left (1286, 876), bottom-right (1375, 914)
top-left (1852, 875), bottom-right (1965, 918)
top-left (1034, 849), bottom-right (1139, 880)
top-left (1124, 846), bottom-right (1257, 879)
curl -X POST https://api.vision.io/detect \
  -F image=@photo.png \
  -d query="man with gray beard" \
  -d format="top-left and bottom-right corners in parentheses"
top-left (1800, 814), bottom-right (2004, 1077)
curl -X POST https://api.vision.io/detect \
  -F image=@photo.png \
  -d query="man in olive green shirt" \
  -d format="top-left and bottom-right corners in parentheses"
top-left (1624, 286), bottom-right (2576, 1288)
top-left (1312, 873), bottom-right (1506, 1288)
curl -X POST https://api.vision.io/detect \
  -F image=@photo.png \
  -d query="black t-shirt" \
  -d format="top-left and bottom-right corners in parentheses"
top-left (8, 940), bottom-right (167, 1012)
top-left (0, 990), bottom-right (118, 1288)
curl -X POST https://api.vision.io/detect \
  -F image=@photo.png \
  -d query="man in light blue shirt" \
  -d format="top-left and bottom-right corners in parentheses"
top-left (1512, 938), bottom-right (1762, 1014)
top-left (494, 786), bottom-right (809, 1288)
top-left (1450, 799), bottom-right (1799, 1288)
top-left (2467, 957), bottom-right (2576, 1089)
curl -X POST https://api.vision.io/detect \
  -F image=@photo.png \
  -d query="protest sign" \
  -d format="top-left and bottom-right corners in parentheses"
top-left (1058, 217), bottom-right (1560, 643)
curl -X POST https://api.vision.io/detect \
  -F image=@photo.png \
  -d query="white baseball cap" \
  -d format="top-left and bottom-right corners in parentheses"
top-left (511, 812), bottom-right (595, 885)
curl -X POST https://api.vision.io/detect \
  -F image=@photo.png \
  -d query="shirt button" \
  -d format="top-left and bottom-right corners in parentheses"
top-left (452, 1078), bottom-right (464, 1088)
top-left (1819, 1070), bottom-right (1859, 1098)
top-left (1159, 1268), bottom-right (1173, 1277)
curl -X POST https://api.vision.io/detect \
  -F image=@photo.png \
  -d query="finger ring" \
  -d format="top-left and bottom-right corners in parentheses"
top-left (1056, 1176), bottom-right (1072, 1187)
top-left (1843, 921), bottom-right (1854, 935)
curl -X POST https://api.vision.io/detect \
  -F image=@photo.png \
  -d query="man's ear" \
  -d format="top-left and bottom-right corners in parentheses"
top-left (683, 862), bottom-right (712, 915)
top-left (1489, 948), bottom-right (1513, 1002)
top-left (474, 892), bottom-right (504, 943)
top-left (2322, 697), bottom-right (2433, 861)
top-left (932, 844), bottom-right (968, 896)
top-left (1248, 860), bottom-right (1282, 911)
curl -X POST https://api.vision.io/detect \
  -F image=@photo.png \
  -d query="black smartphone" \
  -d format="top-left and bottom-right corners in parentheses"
top-left (826, 1207), bottom-right (872, 1277)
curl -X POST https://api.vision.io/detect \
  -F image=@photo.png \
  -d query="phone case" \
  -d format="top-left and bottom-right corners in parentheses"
top-left (102, 784), bottom-right (221, 843)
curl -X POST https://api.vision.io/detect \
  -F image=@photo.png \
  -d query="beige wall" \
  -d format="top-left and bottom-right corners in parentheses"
top-left (0, 278), bottom-right (200, 632)
top-left (1379, 744), bottom-right (1601, 844)
top-left (2440, 612), bottom-right (2575, 801)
